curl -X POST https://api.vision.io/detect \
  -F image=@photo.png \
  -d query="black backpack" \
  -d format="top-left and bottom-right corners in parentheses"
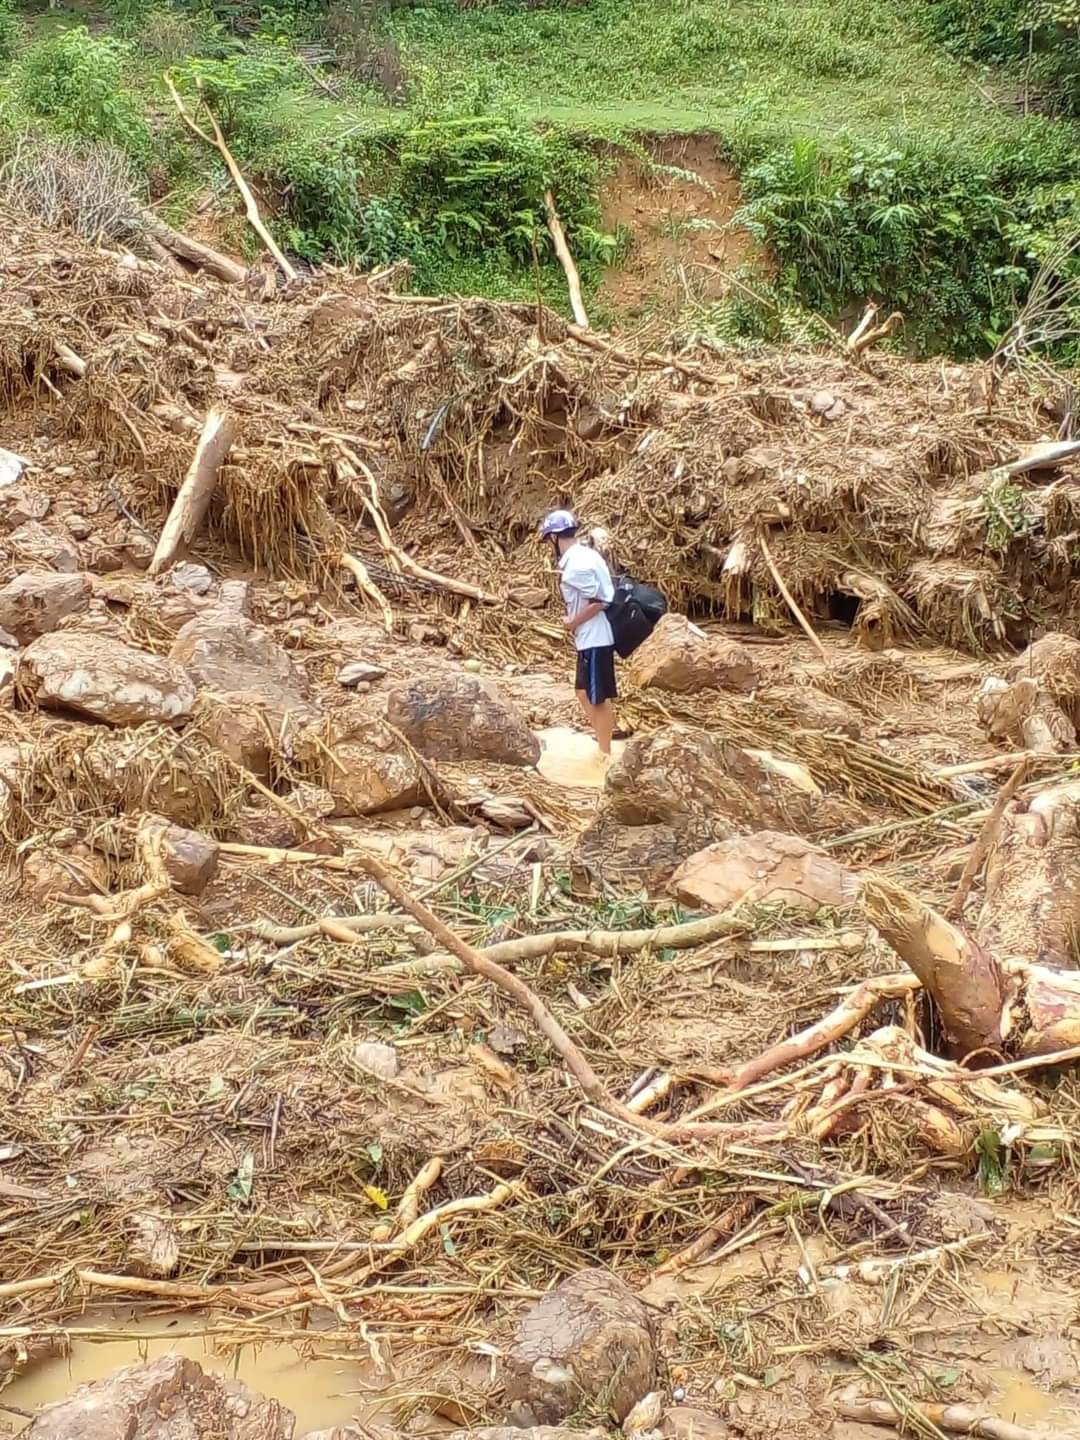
top-left (606, 574), bottom-right (667, 658)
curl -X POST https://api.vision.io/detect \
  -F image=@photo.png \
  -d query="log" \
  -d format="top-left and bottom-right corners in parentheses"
top-left (148, 408), bottom-right (237, 575)
top-left (837, 1395), bottom-right (1071, 1440)
top-left (866, 789), bottom-right (1080, 1059)
top-left (165, 77), bottom-right (298, 282)
top-left (544, 189), bottom-right (589, 329)
top-left (863, 874), bottom-right (1007, 1057)
top-left (137, 211), bottom-right (247, 284)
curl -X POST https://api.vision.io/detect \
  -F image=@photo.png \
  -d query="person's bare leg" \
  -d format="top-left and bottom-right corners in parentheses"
top-left (574, 689), bottom-right (591, 728)
top-left (589, 699), bottom-right (615, 756)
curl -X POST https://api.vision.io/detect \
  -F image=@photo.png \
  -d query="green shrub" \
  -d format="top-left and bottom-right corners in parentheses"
top-left (0, 0), bottom-right (20, 69)
top-left (731, 126), bottom-right (1079, 356)
top-left (915, 0), bottom-right (1080, 114)
top-left (168, 43), bottom-right (306, 156)
top-left (15, 29), bottom-right (151, 161)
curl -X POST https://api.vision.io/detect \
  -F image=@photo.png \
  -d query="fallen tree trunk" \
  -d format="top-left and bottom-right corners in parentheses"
top-left (149, 408), bottom-right (236, 575)
top-left (136, 211), bottom-right (247, 285)
top-left (837, 1394), bottom-right (1070, 1440)
top-left (544, 189), bottom-right (589, 329)
top-left (864, 783), bottom-right (1080, 1058)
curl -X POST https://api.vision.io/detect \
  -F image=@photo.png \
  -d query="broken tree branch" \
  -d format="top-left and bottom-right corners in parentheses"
top-left (149, 408), bottom-right (237, 575)
top-left (758, 531), bottom-right (828, 661)
top-left (340, 551), bottom-right (394, 632)
top-left (137, 210), bottom-right (247, 284)
top-left (164, 75), bottom-right (297, 281)
top-left (946, 757), bottom-right (1029, 918)
top-left (837, 1395), bottom-right (1070, 1440)
top-left (544, 189), bottom-right (589, 329)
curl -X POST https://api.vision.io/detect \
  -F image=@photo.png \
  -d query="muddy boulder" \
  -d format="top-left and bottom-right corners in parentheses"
top-left (137, 815), bottom-right (220, 896)
top-left (300, 709), bottom-right (429, 816)
top-left (661, 1409), bottom-right (729, 1440)
top-left (457, 1430), bottom-right (603, 1440)
top-left (170, 611), bottom-right (312, 714)
top-left (1006, 631), bottom-right (1080, 726)
top-left (628, 614), bottom-right (759, 694)
top-left (24, 1353), bottom-right (294, 1440)
top-left (8, 519), bottom-right (80, 572)
top-left (502, 1268), bottom-right (656, 1425)
top-left (386, 674), bottom-right (541, 766)
top-left (0, 570), bottom-right (91, 642)
top-left (670, 831), bottom-right (858, 915)
top-left (20, 632), bottom-right (196, 726)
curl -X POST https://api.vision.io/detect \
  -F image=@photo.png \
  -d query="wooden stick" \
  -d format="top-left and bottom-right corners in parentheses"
top-left (138, 209), bottom-right (246, 284)
top-left (846, 302), bottom-right (879, 352)
top-left (566, 324), bottom-right (726, 387)
top-left (758, 532), bottom-right (827, 662)
top-left (945, 757), bottom-right (1029, 918)
top-left (837, 1395), bottom-right (1070, 1440)
top-left (249, 913), bottom-right (418, 943)
top-left (164, 76), bottom-right (297, 281)
top-left (54, 342), bottom-right (87, 378)
top-left (544, 189), bottom-right (589, 329)
top-left (340, 551), bottom-right (394, 632)
top-left (149, 408), bottom-right (236, 575)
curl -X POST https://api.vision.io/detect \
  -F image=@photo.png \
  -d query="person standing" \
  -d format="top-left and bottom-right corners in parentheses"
top-left (540, 509), bottom-right (617, 757)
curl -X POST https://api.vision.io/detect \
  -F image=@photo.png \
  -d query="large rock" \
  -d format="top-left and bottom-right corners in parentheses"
top-left (386, 674), bottom-right (541, 766)
top-left (193, 689), bottom-right (309, 781)
top-left (502, 1268), bottom-right (656, 1425)
top-left (138, 815), bottom-right (220, 896)
top-left (331, 732), bottom-right (427, 815)
top-left (977, 676), bottom-right (1074, 753)
top-left (8, 519), bottom-right (80, 572)
top-left (24, 1353), bottom-right (294, 1440)
top-left (670, 831), bottom-right (858, 915)
top-left (602, 725), bottom-right (798, 832)
top-left (1006, 632), bottom-right (1080, 725)
top-left (0, 570), bottom-right (91, 642)
top-left (628, 614), bottom-right (759, 694)
top-left (20, 632), bottom-right (196, 726)
top-left (170, 612), bottom-right (311, 711)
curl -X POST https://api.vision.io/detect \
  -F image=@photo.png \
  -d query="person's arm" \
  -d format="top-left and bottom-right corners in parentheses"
top-left (565, 600), bottom-right (606, 633)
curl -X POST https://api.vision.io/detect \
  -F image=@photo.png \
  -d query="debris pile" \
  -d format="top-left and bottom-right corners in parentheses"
top-left (2, 215), bottom-right (1080, 1440)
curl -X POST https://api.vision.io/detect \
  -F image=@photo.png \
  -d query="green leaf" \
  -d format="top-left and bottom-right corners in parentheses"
top-left (440, 1222), bottom-right (458, 1257)
top-left (228, 1151), bottom-right (255, 1204)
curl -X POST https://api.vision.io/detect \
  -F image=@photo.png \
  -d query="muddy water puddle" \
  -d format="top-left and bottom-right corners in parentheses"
top-left (535, 726), bottom-right (624, 789)
top-left (1, 1309), bottom-right (376, 1432)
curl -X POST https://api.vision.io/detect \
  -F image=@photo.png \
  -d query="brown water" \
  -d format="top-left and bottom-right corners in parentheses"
top-left (1, 1309), bottom-right (375, 1433)
top-left (534, 726), bottom-right (625, 789)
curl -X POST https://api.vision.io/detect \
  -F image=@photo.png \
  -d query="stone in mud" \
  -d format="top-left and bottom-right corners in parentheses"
top-left (661, 1409), bottom-right (729, 1440)
top-left (337, 660), bottom-right (386, 688)
top-left (456, 1430), bottom-right (604, 1440)
top-left (8, 519), bottom-right (80, 572)
top-left (331, 728), bottom-right (428, 815)
top-left (766, 684), bottom-right (864, 739)
top-left (574, 816), bottom-right (704, 894)
top-left (137, 815), bottom-right (220, 896)
top-left (192, 689), bottom-right (303, 780)
top-left (0, 570), bottom-right (92, 642)
top-left (23, 1354), bottom-right (294, 1440)
top-left (627, 614), bottom-right (759, 695)
top-left (386, 674), bottom-right (541, 766)
top-left (670, 832), bottom-right (858, 915)
top-left (602, 725), bottom-right (795, 833)
top-left (1006, 631), bottom-right (1080, 724)
top-left (977, 676), bottom-right (1074, 753)
top-left (503, 1268), bottom-right (656, 1425)
top-left (20, 632), bottom-right (196, 726)
top-left (23, 845), bottom-right (109, 904)
top-left (171, 611), bottom-right (311, 712)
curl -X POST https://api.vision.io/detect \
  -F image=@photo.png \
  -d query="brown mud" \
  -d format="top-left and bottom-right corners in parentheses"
top-left (1, 214), bottom-right (1080, 1440)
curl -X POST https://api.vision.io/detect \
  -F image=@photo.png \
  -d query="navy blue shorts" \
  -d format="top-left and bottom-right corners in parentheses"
top-left (575, 646), bottom-right (618, 705)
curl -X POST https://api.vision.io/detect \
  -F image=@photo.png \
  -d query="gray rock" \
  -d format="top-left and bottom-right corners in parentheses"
top-left (21, 632), bottom-right (196, 726)
top-left (336, 660), bottom-right (387, 688)
top-left (0, 570), bottom-right (92, 643)
top-left (168, 562), bottom-right (213, 596)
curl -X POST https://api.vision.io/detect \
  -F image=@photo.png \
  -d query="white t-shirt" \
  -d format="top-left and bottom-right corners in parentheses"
top-left (559, 541), bottom-right (615, 651)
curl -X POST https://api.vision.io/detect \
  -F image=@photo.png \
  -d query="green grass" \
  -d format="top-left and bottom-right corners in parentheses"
top-left (374, 0), bottom-right (1025, 141)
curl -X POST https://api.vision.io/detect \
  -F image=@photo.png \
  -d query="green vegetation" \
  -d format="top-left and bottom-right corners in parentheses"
top-left (1, 0), bottom-right (1079, 358)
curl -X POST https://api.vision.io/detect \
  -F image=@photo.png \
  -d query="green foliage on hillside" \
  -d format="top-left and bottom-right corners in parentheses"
top-left (2, 0), bottom-right (1079, 357)
top-left (915, 0), bottom-right (1080, 114)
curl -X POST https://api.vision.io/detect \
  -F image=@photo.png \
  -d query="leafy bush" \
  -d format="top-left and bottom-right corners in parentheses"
top-left (915, 0), bottom-right (1080, 114)
top-left (0, 0), bottom-right (20, 69)
top-left (168, 43), bottom-right (306, 155)
top-left (731, 126), bottom-right (1080, 356)
top-left (14, 29), bottom-right (151, 161)
top-left (320, 0), bottom-right (407, 100)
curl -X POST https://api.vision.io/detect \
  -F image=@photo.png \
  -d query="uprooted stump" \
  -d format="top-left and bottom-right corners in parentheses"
top-left (502, 1268), bottom-right (656, 1425)
top-left (865, 784), bottom-right (1080, 1057)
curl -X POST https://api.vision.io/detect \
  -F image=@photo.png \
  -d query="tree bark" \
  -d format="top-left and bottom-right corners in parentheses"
top-left (544, 189), bottom-right (589, 329)
top-left (864, 783), bottom-right (1080, 1059)
top-left (149, 409), bottom-right (236, 575)
top-left (137, 211), bottom-right (247, 284)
